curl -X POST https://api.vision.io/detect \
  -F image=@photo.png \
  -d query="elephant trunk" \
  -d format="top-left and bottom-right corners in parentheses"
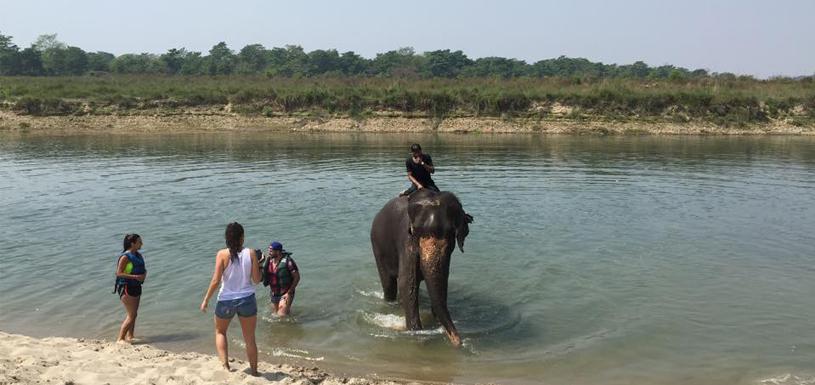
top-left (418, 236), bottom-right (462, 347)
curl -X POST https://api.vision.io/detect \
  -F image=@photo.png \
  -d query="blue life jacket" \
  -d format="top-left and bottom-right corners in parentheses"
top-left (114, 251), bottom-right (146, 288)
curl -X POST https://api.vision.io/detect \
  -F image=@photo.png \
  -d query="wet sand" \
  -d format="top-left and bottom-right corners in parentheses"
top-left (0, 331), bottom-right (417, 385)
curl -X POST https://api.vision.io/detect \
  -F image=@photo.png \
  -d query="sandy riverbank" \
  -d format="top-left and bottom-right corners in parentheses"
top-left (0, 331), bottom-right (418, 385)
top-left (1, 110), bottom-right (813, 135)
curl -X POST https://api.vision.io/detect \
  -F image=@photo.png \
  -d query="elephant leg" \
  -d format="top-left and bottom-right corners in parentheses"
top-left (372, 244), bottom-right (397, 302)
top-left (378, 269), bottom-right (397, 302)
top-left (398, 247), bottom-right (422, 331)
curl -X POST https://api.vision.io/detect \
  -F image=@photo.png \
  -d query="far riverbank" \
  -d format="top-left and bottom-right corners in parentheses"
top-left (2, 110), bottom-right (813, 135)
top-left (2, 75), bottom-right (813, 135)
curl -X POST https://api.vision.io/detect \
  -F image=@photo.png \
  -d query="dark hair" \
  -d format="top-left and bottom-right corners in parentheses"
top-left (410, 143), bottom-right (422, 153)
top-left (224, 222), bottom-right (244, 262)
top-left (122, 233), bottom-right (141, 253)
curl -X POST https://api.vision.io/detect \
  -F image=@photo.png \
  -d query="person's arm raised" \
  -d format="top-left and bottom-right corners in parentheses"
top-left (422, 156), bottom-right (435, 174)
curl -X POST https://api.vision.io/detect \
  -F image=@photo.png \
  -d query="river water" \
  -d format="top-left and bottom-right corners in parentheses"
top-left (1, 132), bottom-right (814, 385)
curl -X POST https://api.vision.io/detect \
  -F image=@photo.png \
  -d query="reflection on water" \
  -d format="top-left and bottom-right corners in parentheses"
top-left (1, 133), bottom-right (815, 385)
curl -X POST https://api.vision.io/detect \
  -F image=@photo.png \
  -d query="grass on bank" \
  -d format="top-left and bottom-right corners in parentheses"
top-left (1, 75), bottom-right (814, 127)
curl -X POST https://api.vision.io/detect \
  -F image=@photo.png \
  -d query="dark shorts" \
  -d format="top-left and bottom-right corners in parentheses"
top-left (270, 290), bottom-right (294, 305)
top-left (117, 283), bottom-right (142, 298)
top-left (215, 294), bottom-right (257, 319)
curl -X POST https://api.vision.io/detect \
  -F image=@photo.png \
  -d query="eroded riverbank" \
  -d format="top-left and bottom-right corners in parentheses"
top-left (1, 109), bottom-right (813, 135)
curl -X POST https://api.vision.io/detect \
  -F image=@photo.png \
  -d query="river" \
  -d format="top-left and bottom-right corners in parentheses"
top-left (1, 133), bottom-right (814, 385)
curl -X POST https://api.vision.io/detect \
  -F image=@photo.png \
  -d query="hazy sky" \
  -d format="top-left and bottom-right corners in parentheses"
top-left (1, 0), bottom-right (813, 77)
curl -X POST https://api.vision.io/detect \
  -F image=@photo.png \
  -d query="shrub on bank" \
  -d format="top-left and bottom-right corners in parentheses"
top-left (14, 96), bottom-right (79, 116)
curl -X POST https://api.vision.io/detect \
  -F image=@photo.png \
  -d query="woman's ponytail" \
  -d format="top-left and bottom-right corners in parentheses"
top-left (224, 222), bottom-right (244, 262)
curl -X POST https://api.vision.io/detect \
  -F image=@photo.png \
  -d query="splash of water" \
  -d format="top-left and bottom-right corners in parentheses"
top-left (761, 374), bottom-right (815, 385)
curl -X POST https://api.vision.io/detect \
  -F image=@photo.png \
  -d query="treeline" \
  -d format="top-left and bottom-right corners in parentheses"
top-left (0, 32), bottom-right (755, 80)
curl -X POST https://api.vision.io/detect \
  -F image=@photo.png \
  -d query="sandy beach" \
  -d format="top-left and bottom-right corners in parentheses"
top-left (0, 331), bottom-right (411, 385)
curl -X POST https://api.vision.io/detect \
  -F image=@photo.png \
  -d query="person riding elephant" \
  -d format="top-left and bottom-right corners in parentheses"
top-left (371, 188), bottom-right (473, 347)
top-left (400, 143), bottom-right (439, 197)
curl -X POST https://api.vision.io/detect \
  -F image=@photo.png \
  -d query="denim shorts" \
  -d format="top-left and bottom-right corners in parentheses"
top-left (215, 294), bottom-right (257, 319)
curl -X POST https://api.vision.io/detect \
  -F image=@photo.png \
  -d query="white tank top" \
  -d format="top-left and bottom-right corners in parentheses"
top-left (217, 248), bottom-right (256, 301)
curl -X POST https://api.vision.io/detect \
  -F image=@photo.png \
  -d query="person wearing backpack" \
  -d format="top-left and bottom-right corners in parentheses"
top-left (200, 222), bottom-right (262, 375)
top-left (114, 233), bottom-right (147, 344)
top-left (262, 241), bottom-right (300, 317)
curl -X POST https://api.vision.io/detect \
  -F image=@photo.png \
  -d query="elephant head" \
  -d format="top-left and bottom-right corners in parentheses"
top-left (407, 189), bottom-right (473, 346)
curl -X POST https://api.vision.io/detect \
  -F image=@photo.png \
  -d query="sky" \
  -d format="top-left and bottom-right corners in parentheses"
top-left (1, 0), bottom-right (813, 77)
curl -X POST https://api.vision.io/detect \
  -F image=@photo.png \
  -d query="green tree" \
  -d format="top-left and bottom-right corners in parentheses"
top-left (205, 42), bottom-right (236, 75)
top-left (32, 34), bottom-right (64, 75)
top-left (32, 35), bottom-right (89, 75)
top-left (41, 46), bottom-right (88, 75)
top-left (160, 48), bottom-right (187, 74)
top-left (463, 57), bottom-right (528, 78)
top-left (266, 45), bottom-right (308, 77)
top-left (370, 47), bottom-right (420, 76)
top-left (16, 47), bottom-right (44, 75)
top-left (422, 49), bottom-right (473, 78)
top-left (0, 32), bottom-right (21, 75)
top-left (0, 32), bottom-right (15, 51)
top-left (714, 72), bottom-right (737, 80)
top-left (179, 51), bottom-right (205, 75)
top-left (668, 68), bottom-right (689, 81)
top-left (110, 53), bottom-right (162, 74)
top-left (617, 61), bottom-right (650, 78)
top-left (338, 51), bottom-right (368, 75)
top-left (235, 44), bottom-right (269, 74)
top-left (307, 49), bottom-right (342, 75)
top-left (690, 68), bottom-right (709, 78)
top-left (32, 34), bottom-right (65, 51)
top-left (648, 65), bottom-right (677, 79)
top-left (530, 56), bottom-right (604, 78)
top-left (87, 51), bottom-right (114, 72)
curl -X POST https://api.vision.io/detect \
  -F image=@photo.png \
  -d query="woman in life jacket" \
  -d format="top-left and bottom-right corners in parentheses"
top-left (200, 222), bottom-right (262, 376)
top-left (114, 233), bottom-right (147, 344)
top-left (262, 241), bottom-right (300, 317)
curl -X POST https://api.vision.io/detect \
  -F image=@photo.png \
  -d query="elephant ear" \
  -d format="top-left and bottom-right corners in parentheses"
top-left (456, 212), bottom-right (473, 252)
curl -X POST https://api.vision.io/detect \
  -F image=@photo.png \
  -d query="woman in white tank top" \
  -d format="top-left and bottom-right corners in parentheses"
top-left (200, 222), bottom-right (262, 375)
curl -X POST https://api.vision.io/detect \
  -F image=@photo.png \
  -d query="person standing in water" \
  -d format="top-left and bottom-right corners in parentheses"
top-left (200, 222), bottom-right (262, 375)
top-left (114, 233), bottom-right (147, 344)
top-left (262, 241), bottom-right (300, 317)
top-left (400, 143), bottom-right (439, 196)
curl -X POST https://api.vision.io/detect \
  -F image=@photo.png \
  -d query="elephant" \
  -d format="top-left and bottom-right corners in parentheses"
top-left (370, 188), bottom-right (474, 347)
